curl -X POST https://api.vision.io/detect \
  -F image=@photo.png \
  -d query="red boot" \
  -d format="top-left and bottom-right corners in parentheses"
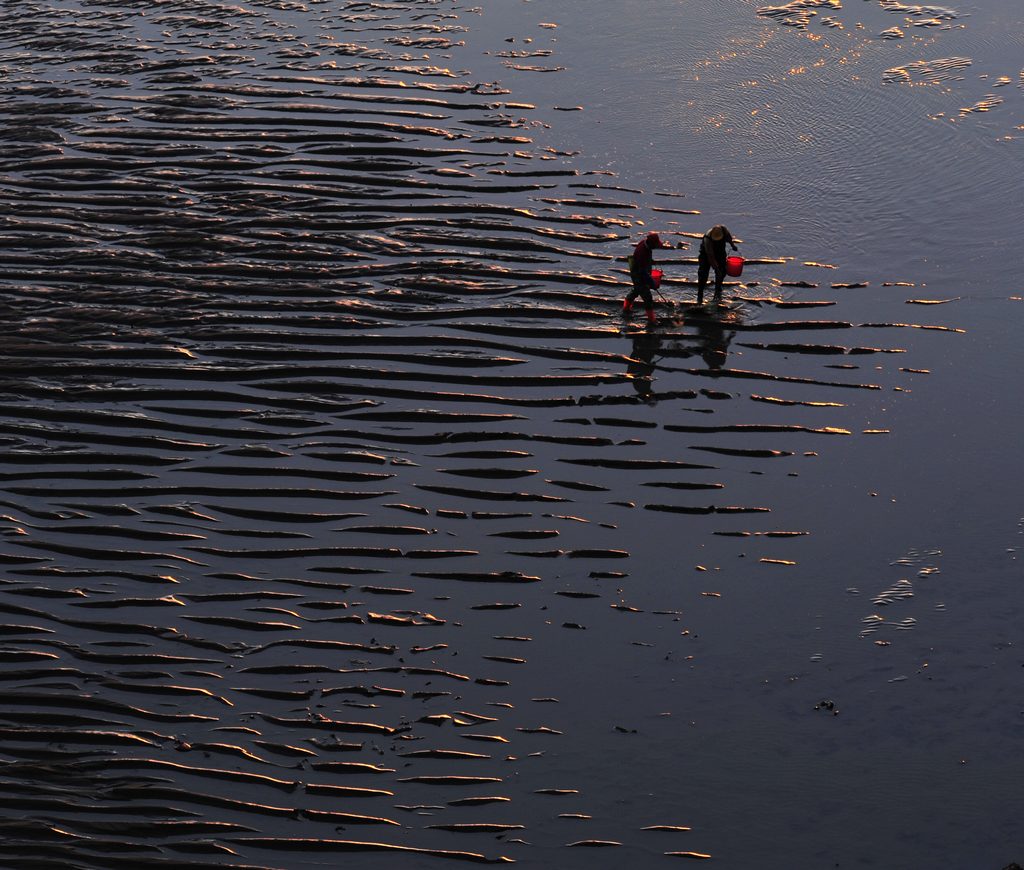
top-left (622, 299), bottom-right (633, 315)
top-left (645, 307), bottom-right (656, 323)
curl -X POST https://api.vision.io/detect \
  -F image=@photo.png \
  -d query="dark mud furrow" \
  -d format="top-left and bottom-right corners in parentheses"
top-left (0, 2), bottom-right (956, 868)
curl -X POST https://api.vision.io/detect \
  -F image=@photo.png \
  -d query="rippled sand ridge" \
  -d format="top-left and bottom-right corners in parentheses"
top-left (1, 1), bottom-right (1022, 869)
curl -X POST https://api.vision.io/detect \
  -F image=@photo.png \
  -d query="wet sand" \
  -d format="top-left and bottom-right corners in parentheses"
top-left (1, 1), bottom-right (1022, 868)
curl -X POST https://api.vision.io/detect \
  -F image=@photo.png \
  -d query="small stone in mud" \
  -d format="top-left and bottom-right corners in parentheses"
top-left (814, 699), bottom-right (839, 715)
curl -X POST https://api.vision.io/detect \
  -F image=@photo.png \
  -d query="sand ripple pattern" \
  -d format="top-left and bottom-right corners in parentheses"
top-left (0, 2), bottom-right (955, 867)
top-left (756, 0), bottom-right (842, 29)
top-left (758, 0), bottom-right (961, 29)
top-left (883, 55), bottom-right (972, 84)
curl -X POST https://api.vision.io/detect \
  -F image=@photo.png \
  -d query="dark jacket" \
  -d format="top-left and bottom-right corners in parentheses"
top-left (700, 228), bottom-right (736, 270)
top-left (630, 238), bottom-right (654, 280)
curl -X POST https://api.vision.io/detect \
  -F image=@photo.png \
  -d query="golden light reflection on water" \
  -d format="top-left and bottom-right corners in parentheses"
top-left (0, 2), bottom-right (1017, 867)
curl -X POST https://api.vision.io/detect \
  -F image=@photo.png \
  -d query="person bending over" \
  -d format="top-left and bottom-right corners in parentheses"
top-left (697, 224), bottom-right (738, 304)
top-left (624, 232), bottom-right (667, 322)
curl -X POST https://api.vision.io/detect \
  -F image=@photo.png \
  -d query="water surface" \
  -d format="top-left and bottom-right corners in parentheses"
top-left (0, 1), bottom-right (1021, 868)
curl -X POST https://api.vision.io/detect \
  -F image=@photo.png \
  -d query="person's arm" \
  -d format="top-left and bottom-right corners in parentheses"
top-left (727, 230), bottom-right (738, 252)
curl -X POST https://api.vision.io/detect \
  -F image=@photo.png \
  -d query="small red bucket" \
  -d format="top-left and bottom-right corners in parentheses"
top-left (651, 268), bottom-right (663, 289)
top-left (725, 256), bottom-right (744, 277)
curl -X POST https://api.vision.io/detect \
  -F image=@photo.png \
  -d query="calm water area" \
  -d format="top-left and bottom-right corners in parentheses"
top-left (0, 0), bottom-right (1021, 867)
top-left (469, 2), bottom-right (1024, 866)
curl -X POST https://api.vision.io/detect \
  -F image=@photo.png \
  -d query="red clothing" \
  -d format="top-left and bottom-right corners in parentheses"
top-left (627, 238), bottom-right (656, 310)
top-left (631, 238), bottom-right (654, 279)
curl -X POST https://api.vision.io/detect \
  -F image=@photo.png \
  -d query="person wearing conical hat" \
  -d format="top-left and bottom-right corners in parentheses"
top-left (697, 224), bottom-right (738, 304)
top-left (623, 231), bottom-right (669, 323)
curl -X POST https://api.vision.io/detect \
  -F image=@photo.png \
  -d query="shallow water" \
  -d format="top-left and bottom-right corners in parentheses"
top-left (0, 1), bottom-right (1022, 868)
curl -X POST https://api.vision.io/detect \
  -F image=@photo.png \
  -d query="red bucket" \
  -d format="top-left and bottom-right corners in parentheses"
top-left (725, 256), bottom-right (744, 277)
top-left (651, 268), bottom-right (663, 289)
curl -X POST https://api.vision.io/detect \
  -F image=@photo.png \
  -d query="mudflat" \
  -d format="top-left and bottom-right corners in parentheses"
top-left (0, 1), bottom-right (1021, 868)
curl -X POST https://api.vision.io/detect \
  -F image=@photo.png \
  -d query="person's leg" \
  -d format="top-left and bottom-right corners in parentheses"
top-left (640, 285), bottom-right (655, 321)
top-left (697, 254), bottom-right (710, 305)
top-left (625, 273), bottom-right (643, 312)
top-left (713, 266), bottom-right (724, 298)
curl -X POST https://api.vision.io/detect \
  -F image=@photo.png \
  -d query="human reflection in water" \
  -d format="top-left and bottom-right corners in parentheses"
top-left (625, 304), bottom-right (740, 400)
top-left (627, 330), bottom-right (662, 402)
top-left (694, 308), bottom-right (736, 371)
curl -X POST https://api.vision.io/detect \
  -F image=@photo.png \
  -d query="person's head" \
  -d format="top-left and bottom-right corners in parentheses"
top-left (646, 232), bottom-right (665, 249)
top-left (709, 225), bottom-right (728, 241)
top-left (703, 345), bottom-right (727, 370)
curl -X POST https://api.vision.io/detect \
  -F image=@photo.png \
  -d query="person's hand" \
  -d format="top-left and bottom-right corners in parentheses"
top-left (730, 242), bottom-right (738, 251)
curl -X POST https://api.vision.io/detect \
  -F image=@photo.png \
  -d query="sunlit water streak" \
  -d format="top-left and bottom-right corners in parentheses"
top-left (0, 2), bottom-right (1022, 869)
